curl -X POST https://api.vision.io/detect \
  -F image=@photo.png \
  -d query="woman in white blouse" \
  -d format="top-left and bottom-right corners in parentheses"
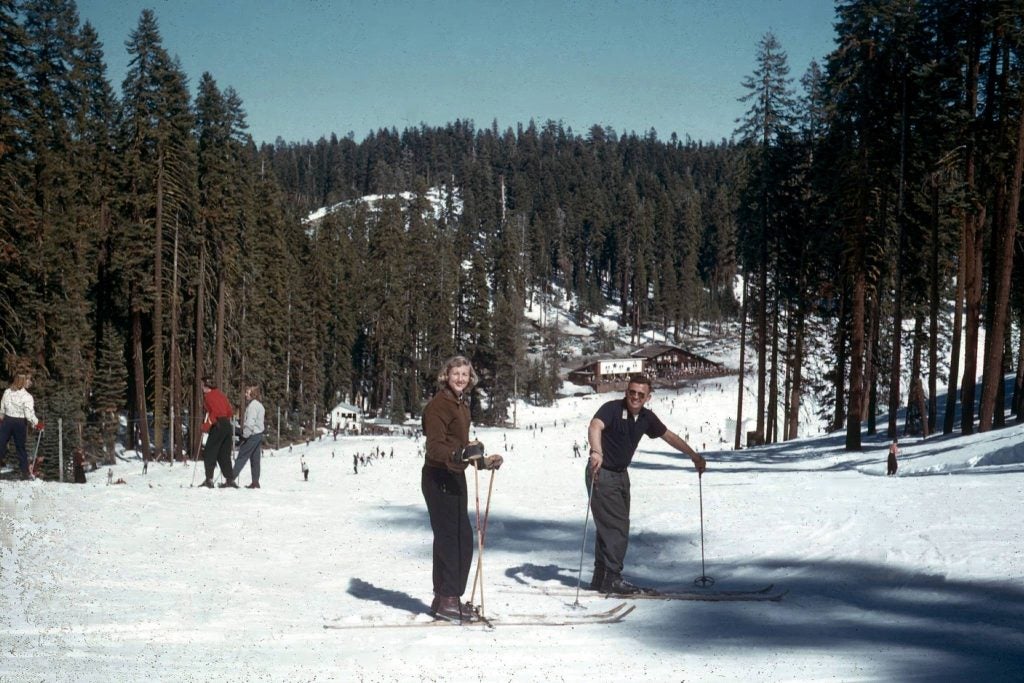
top-left (0, 373), bottom-right (42, 479)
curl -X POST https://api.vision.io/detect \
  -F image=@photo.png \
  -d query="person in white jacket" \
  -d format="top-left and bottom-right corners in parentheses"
top-left (231, 385), bottom-right (265, 488)
top-left (0, 373), bottom-right (43, 479)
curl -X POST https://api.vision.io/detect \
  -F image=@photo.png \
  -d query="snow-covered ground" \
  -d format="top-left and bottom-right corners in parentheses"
top-left (2, 374), bottom-right (1023, 682)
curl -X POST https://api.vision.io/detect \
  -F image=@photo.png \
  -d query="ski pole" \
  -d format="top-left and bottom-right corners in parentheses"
top-left (469, 460), bottom-right (486, 616)
top-left (573, 468), bottom-right (597, 608)
top-left (190, 432), bottom-right (203, 487)
top-left (469, 468), bottom-right (496, 609)
top-left (694, 473), bottom-right (715, 587)
top-left (29, 428), bottom-right (44, 477)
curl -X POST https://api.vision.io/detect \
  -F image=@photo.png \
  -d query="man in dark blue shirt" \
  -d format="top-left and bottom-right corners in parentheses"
top-left (586, 375), bottom-right (706, 594)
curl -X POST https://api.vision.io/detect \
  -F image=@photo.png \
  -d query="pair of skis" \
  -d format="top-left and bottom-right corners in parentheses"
top-left (324, 600), bottom-right (635, 630)
top-left (324, 583), bottom-right (784, 630)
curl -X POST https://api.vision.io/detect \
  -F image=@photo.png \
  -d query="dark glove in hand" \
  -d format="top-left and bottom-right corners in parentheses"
top-left (455, 440), bottom-right (486, 463)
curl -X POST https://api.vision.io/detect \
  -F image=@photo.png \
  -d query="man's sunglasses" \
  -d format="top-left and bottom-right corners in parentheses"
top-left (627, 389), bottom-right (647, 399)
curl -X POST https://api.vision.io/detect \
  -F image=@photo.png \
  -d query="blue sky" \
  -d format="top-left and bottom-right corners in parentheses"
top-left (74, 0), bottom-right (837, 145)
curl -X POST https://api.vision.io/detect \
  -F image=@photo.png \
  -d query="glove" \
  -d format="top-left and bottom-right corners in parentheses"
top-left (35, 421), bottom-right (44, 431)
top-left (481, 454), bottom-right (503, 470)
top-left (454, 440), bottom-right (486, 463)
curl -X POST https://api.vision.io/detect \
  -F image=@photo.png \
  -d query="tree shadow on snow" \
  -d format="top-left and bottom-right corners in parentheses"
top-left (637, 557), bottom-right (1024, 682)
top-left (346, 577), bottom-right (430, 616)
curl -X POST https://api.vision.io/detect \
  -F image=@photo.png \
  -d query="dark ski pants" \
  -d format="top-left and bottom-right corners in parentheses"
top-left (586, 466), bottom-right (631, 577)
top-left (232, 433), bottom-right (263, 484)
top-left (203, 418), bottom-right (234, 481)
top-left (0, 417), bottom-right (29, 474)
top-left (887, 453), bottom-right (898, 476)
top-left (421, 465), bottom-right (473, 598)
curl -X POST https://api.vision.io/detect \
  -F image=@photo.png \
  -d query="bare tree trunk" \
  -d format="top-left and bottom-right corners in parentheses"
top-left (216, 274), bottom-right (226, 388)
top-left (787, 303), bottom-right (805, 441)
top-left (959, 34), bottom-right (985, 437)
top-left (767, 294), bottom-right (780, 443)
top-left (864, 291), bottom-right (879, 434)
top-left (170, 222), bottom-right (183, 460)
top-left (152, 152), bottom-right (165, 458)
top-left (832, 287), bottom-right (848, 432)
top-left (756, 258), bottom-right (767, 443)
top-left (192, 242), bottom-right (207, 460)
top-left (846, 269), bottom-right (866, 451)
top-left (944, 226), bottom-right (966, 434)
top-left (889, 73), bottom-right (908, 439)
top-left (131, 303), bottom-right (151, 461)
top-left (961, 204), bottom-right (985, 435)
top-left (928, 182), bottom-right (940, 431)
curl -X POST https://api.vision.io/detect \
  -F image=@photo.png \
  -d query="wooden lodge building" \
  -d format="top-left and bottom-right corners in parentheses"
top-left (568, 344), bottom-right (727, 392)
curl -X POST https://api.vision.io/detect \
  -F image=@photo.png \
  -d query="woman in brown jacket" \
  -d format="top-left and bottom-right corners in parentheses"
top-left (421, 355), bottom-right (501, 623)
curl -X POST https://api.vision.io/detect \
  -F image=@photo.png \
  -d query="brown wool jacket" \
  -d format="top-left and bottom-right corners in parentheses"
top-left (422, 386), bottom-right (471, 473)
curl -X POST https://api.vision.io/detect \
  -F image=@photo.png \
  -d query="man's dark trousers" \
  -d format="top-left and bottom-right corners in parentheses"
top-left (585, 466), bottom-right (631, 577)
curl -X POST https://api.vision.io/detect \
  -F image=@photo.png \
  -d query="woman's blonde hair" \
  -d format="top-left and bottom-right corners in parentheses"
top-left (10, 373), bottom-right (31, 390)
top-left (246, 385), bottom-right (262, 400)
top-left (436, 355), bottom-right (478, 389)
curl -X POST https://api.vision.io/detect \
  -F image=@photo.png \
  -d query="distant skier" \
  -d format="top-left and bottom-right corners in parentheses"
top-left (887, 440), bottom-right (899, 476)
top-left (586, 374), bottom-right (705, 594)
top-left (232, 385), bottom-right (265, 489)
top-left (353, 453), bottom-right (358, 474)
top-left (0, 373), bottom-right (43, 480)
top-left (301, 455), bottom-right (309, 481)
top-left (198, 377), bottom-right (236, 489)
top-left (73, 448), bottom-right (87, 484)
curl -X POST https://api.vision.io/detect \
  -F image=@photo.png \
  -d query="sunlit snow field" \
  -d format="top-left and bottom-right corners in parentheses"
top-left (3, 373), bottom-right (1023, 682)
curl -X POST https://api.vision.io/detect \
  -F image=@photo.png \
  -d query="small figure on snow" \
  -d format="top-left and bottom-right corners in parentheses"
top-left (232, 385), bottom-right (265, 489)
top-left (198, 377), bottom-right (236, 489)
top-left (0, 373), bottom-right (43, 480)
top-left (73, 448), bottom-right (87, 484)
top-left (301, 455), bottom-right (309, 481)
top-left (887, 440), bottom-right (899, 476)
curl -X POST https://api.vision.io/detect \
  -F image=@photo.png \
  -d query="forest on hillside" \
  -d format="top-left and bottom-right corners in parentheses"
top-left (2, 1), bottom-right (1023, 476)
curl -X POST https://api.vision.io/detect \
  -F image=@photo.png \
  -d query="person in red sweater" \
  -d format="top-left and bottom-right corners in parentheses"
top-left (199, 377), bottom-right (236, 488)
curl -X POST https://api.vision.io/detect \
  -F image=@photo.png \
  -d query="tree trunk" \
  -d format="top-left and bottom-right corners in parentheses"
top-left (865, 291), bottom-right (879, 434)
top-left (961, 204), bottom-right (985, 435)
top-left (131, 303), bottom-right (151, 461)
top-left (170, 222), bottom-right (183, 461)
top-left (216, 273), bottom-right (226, 388)
top-left (192, 242), bottom-right (207, 460)
top-left (756, 258), bottom-right (767, 443)
top-left (787, 302), bottom-right (805, 441)
top-left (944, 225), bottom-right (966, 434)
top-left (978, 100), bottom-right (1024, 430)
top-left (928, 182), bottom-right (940, 431)
top-left (846, 269), bottom-right (866, 450)
top-left (152, 152), bottom-right (165, 458)
top-left (767, 294), bottom-right (780, 443)
top-left (832, 287), bottom-right (848, 432)
top-left (959, 35), bottom-right (984, 436)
